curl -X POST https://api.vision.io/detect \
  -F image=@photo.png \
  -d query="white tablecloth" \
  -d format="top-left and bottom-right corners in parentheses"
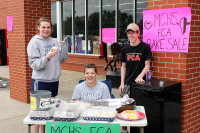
top-left (23, 106), bottom-right (147, 133)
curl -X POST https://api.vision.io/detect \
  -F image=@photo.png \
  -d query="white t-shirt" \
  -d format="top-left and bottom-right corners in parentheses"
top-left (72, 80), bottom-right (111, 102)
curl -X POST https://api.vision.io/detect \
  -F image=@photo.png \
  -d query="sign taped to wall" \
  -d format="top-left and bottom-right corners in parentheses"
top-left (102, 28), bottom-right (116, 43)
top-left (7, 16), bottom-right (13, 32)
top-left (143, 7), bottom-right (191, 53)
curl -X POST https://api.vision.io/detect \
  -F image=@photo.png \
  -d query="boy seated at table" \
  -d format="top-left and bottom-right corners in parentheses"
top-left (72, 63), bottom-right (111, 102)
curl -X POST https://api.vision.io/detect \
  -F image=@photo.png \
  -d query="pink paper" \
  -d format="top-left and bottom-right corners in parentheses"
top-left (102, 28), bottom-right (116, 43)
top-left (143, 7), bottom-right (191, 53)
top-left (7, 16), bottom-right (13, 32)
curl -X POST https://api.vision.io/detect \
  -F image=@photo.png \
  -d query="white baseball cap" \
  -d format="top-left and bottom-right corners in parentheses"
top-left (125, 23), bottom-right (140, 32)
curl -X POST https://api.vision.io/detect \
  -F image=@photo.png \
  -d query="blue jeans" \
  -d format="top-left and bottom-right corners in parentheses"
top-left (31, 79), bottom-right (59, 97)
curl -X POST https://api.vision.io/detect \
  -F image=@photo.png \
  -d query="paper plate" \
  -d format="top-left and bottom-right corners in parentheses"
top-left (117, 111), bottom-right (145, 121)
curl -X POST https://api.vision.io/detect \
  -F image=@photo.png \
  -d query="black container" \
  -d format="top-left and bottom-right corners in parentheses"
top-left (130, 79), bottom-right (182, 133)
top-left (106, 71), bottom-right (121, 88)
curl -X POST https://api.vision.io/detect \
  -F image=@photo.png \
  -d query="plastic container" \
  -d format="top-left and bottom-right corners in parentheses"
top-left (82, 107), bottom-right (117, 122)
top-left (30, 90), bottom-right (51, 111)
top-left (29, 108), bottom-right (55, 121)
top-left (53, 102), bottom-right (81, 122)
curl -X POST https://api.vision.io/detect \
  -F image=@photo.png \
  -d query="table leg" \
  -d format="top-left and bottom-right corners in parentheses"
top-left (43, 125), bottom-right (45, 133)
top-left (139, 127), bottom-right (144, 133)
top-left (28, 124), bottom-right (31, 133)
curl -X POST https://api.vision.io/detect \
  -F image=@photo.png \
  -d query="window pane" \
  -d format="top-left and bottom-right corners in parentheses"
top-left (75, 0), bottom-right (85, 35)
top-left (51, 2), bottom-right (57, 38)
top-left (62, 1), bottom-right (72, 53)
top-left (118, 0), bottom-right (135, 44)
top-left (136, 0), bottom-right (148, 35)
top-left (102, 0), bottom-right (115, 28)
top-left (63, 1), bottom-right (72, 38)
top-left (74, 0), bottom-right (85, 54)
top-left (88, 0), bottom-right (99, 55)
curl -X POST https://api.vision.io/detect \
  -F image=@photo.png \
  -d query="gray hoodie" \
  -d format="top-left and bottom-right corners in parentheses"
top-left (27, 35), bottom-right (68, 82)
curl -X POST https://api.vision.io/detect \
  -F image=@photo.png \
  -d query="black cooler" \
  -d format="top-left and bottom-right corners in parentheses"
top-left (130, 79), bottom-right (182, 133)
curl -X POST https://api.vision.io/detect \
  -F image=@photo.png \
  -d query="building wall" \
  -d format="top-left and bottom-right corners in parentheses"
top-left (7, 0), bottom-right (51, 103)
top-left (0, 0), bottom-right (8, 29)
top-left (148, 0), bottom-right (200, 133)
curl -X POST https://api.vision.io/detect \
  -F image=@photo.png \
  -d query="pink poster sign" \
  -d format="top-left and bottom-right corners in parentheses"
top-left (143, 7), bottom-right (191, 53)
top-left (7, 16), bottom-right (13, 32)
top-left (102, 28), bottom-right (116, 43)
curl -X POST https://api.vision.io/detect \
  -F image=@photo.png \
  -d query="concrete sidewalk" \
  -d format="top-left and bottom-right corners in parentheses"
top-left (0, 66), bottom-right (120, 133)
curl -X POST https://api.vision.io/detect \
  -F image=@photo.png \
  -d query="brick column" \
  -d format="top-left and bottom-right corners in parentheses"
top-left (0, 0), bottom-right (8, 29)
top-left (7, 0), bottom-right (51, 103)
top-left (148, 0), bottom-right (200, 133)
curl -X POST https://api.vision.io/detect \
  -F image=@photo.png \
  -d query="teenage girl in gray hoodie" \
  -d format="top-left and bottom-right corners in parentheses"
top-left (27, 17), bottom-right (68, 133)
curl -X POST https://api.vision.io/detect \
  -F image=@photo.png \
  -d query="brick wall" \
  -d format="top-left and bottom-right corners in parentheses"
top-left (7, 0), bottom-right (51, 103)
top-left (0, 0), bottom-right (8, 29)
top-left (148, 0), bottom-right (200, 133)
top-left (61, 54), bottom-right (121, 75)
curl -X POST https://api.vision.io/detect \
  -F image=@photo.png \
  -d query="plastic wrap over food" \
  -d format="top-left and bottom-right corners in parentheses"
top-left (92, 95), bottom-right (135, 107)
top-left (53, 101), bottom-right (91, 119)
top-left (82, 107), bottom-right (117, 118)
top-left (121, 94), bottom-right (135, 106)
top-left (54, 108), bottom-right (80, 119)
top-left (81, 107), bottom-right (117, 122)
top-left (92, 99), bottom-right (122, 107)
top-left (116, 95), bottom-right (136, 113)
top-left (50, 98), bottom-right (61, 108)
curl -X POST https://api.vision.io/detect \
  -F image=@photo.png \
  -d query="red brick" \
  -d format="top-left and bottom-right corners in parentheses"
top-left (181, 0), bottom-right (189, 2)
top-left (154, 0), bottom-right (167, 5)
top-left (153, 72), bottom-right (166, 77)
top-left (153, 52), bottom-right (166, 57)
top-left (173, 58), bottom-right (187, 63)
top-left (182, 90), bottom-right (189, 95)
top-left (190, 26), bottom-right (199, 32)
top-left (148, 6), bottom-right (161, 10)
top-left (191, 15), bottom-right (198, 21)
top-left (166, 53), bottom-right (180, 58)
top-left (179, 63), bottom-right (187, 69)
top-left (191, 3), bottom-right (199, 9)
top-left (159, 68), bottom-right (172, 73)
top-left (167, 0), bottom-right (182, 4)
top-left (151, 67), bottom-right (159, 72)
top-left (166, 73), bottom-right (179, 78)
top-left (161, 4), bottom-right (174, 9)
top-left (189, 68), bottom-right (197, 73)
top-left (160, 57), bottom-right (172, 62)
top-left (148, 1), bottom-right (153, 6)
top-left (172, 68), bottom-right (187, 74)
top-left (166, 63), bottom-right (179, 68)
top-left (152, 57), bottom-right (159, 62)
top-left (153, 62), bottom-right (166, 67)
